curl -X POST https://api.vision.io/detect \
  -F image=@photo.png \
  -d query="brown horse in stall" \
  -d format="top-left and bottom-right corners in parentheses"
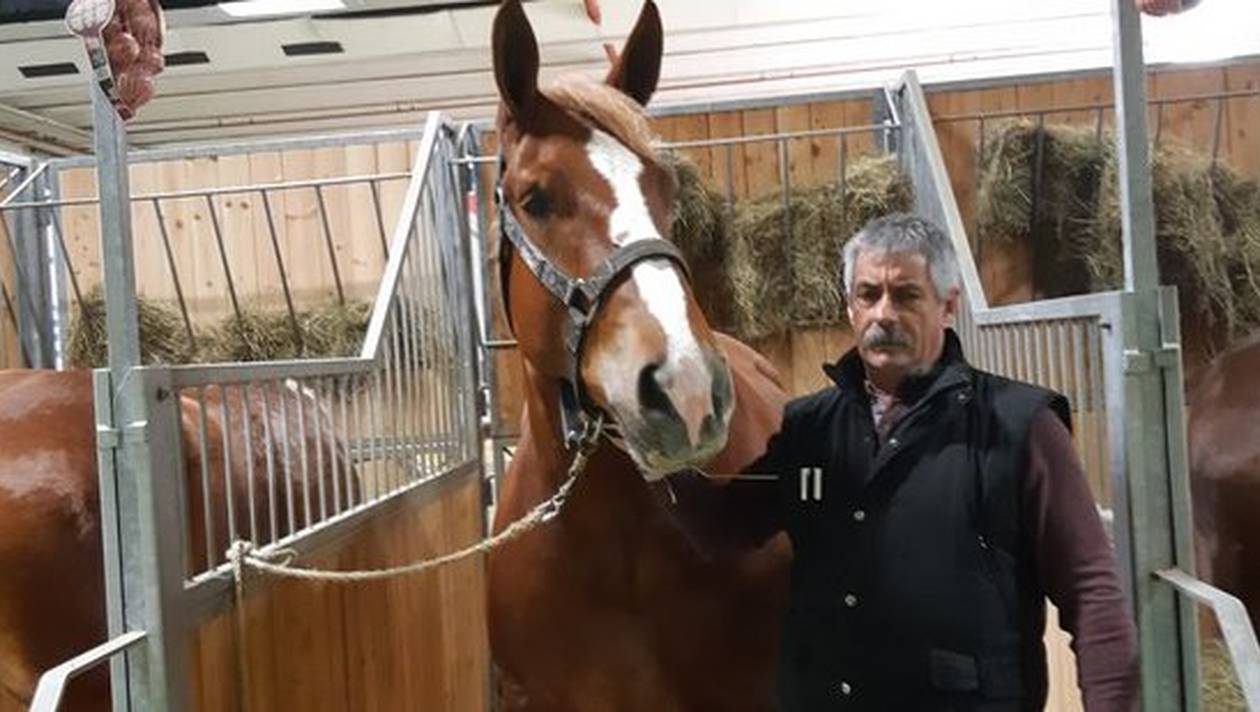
top-left (486, 1), bottom-right (790, 710)
top-left (0, 369), bottom-right (348, 711)
top-left (1186, 334), bottom-right (1260, 627)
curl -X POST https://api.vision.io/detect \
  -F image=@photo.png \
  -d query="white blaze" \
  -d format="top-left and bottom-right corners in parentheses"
top-left (584, 130), bottom-right (713, 447)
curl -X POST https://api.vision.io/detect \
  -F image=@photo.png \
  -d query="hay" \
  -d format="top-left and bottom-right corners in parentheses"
top-left (976, 121), bottom-right (1260, 352)
top-left (66, 288), bottom-right (197, 368)
top-left (206, 302), bottom-right (372, 362)
top-left (726, 154), bottom-right (912, 340)
top-left (661, 149), bottom-right (726, 265)
top-left (1201, 636), bottom-right (1245, 711)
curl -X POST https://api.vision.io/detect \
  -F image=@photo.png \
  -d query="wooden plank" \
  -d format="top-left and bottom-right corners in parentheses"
top-left (343, 143), bottom-right (388, 302)
top-left (58, 167), bottom-right (102, 298)
top-left (1150, 67), bottom-right (1227, 152)
top-left (247, 151), bottom-right (286, 314)
top-left (775, 104), bottom-right (815, 189)
top-left (662, 113), bottom-right (712, 183)
top-left (741, 109), bottom-right (779, 200)
top-left (1223, 63), bottom-right (1260, 179)
top-left (927, 86), bottom-right (1019, 237)
top-left (808, 100), bottom-right (848, 188)
top-left (706, 111), bottom-right (747, 201)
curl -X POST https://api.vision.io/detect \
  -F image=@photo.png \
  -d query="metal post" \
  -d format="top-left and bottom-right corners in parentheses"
top-left (1109, 1), bottom-right (1199, 709)
top-left (14, 170), bottom-right (51, 367)
top-left (91, 81), bottom-right (190, 712)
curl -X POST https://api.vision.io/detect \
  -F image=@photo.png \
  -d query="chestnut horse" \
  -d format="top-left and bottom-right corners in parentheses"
top-left (0, 369), bottom-right (349, 711)
top-left (1187, 334), bottom-right (1260, 627)
top-left (486, 1), bottom-right (790, 710)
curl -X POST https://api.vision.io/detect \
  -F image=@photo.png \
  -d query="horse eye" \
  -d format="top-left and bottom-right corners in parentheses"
top-left (521, 187), bottom-right (551, 220)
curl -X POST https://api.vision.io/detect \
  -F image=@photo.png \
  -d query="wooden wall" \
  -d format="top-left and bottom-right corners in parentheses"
top-left (189, 472), bottom-right (488, 712)
top-left (55, 138), bottom-right (422, 325)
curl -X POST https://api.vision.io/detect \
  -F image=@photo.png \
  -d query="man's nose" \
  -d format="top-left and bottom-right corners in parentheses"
top-left (872, 292), bottom-right (897, 321)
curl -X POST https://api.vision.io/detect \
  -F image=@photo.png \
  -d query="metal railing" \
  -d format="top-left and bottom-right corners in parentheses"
top-left (31, 109), bottom-right (481, 711)
top-left (0, 128), bottom-right (424, 369)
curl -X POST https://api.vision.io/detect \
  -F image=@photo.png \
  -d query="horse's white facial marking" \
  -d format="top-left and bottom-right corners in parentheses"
top-left (585, 130), bottom-right (714, 451)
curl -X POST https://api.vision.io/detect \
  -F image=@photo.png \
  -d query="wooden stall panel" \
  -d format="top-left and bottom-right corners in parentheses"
top-left (190, 473), bottom-right (488, 712)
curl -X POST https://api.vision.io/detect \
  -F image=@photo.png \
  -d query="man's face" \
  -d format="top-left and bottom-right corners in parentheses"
top-left (846, 250), bottom-right (958, 381)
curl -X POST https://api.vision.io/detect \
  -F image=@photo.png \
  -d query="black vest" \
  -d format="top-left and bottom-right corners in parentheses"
top-left (770, 332), bottom-right (1069, 711)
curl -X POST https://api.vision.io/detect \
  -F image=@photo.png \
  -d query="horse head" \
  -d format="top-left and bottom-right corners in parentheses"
top-left (492, 0), bottom-right (734, 479)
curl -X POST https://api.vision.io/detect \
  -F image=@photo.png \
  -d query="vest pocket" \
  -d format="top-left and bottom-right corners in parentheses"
top-left (929, 648), bottom-right (979, 692)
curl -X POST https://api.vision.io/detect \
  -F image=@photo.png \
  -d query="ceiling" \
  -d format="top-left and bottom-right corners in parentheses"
top-left (0, 0), bottom-right (1256, 155)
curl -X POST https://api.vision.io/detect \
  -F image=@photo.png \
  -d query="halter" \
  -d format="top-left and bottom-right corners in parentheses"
top-left (496, 180), bottom-right (690, 450)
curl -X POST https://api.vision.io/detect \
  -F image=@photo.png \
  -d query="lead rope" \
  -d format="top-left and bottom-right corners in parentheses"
top-left (225, 415), bottom-right (604, 707)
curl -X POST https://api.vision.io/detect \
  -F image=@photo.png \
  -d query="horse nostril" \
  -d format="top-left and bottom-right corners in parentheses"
top-left (637, 362), bottom-right (673, 417)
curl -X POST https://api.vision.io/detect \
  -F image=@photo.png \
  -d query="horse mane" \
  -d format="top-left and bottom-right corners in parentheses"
top-left (541, 75), bottom-right (659, 161)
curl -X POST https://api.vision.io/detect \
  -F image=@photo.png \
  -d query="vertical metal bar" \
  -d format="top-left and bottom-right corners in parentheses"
top-left (277, 381), bottom-right (296, 535)
top-left (294, 380), bottom-right (312, 528)
top-left (259, 382), bottom-right (279, 543)
top-left (838, 134), bottom-right (848, 220)
top-left (1153, 102), bottom-right (1165, 149)
top-left (240, 382), bottom-right (258, 544)
top-left (1033, 322), bottom-right (1046, 387)
top-left (218, 387), bottom-right (237, 551)
top-left (1112, 0), bottom-right (1160, 294)
top-left (353, 372), bottom-right (369, 501)
top-left (1210, 96), bottom-right (1225, 168)
top-left (339, 375), bottom-right (355, 508)
top-left (401, 242), bottom-right (422, 470)
top-left (151, 200), bottom-right (196, 347)
top-left (778, 138), bottom-right (792, 256)
top-left (1088, 322), bottom-right (1109, 504)
top-left (974, 117), bottom-right (986, 254)
top-left (203, 194), bottom-right (243, 321)
top-left (259, 190), bottom-right (304, 352)
top-left (41, 171), bottom-right (84, 360)
top-left (370, 368), bottom-right (384, 495)
top-left (723, 144), bottom-right (735, 213)
top-left (194, 388), bottom-right (216, 570)
top-left (313, 185), bottom-right (346, 306)
top-left (313, 379), bottom-right (327, 521)
top-left (369, 179), bottom-right (390, 258)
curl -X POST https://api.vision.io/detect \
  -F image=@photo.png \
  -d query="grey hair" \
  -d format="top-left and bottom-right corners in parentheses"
top-left (841, 213), bottom-right (960, 300)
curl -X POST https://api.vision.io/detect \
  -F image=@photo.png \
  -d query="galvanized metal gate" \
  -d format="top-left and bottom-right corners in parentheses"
top-left (26, 84), bottom-right (484, 710)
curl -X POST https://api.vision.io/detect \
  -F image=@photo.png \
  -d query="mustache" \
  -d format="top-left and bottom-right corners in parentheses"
top-left (862, 323), bottom-right (911, 349)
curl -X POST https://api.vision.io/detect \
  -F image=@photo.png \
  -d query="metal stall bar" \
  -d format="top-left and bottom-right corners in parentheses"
top-left (1109, 0), bottom-right (1199, 708)
top-left (89, 81), bottom-right (191, 712)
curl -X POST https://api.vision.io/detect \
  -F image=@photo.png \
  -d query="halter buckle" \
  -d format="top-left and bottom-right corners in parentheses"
top-left (564, 279), bottom-right (593, 317)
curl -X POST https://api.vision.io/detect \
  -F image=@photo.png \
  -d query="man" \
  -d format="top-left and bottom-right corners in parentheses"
top-left (657, 214), bottom-right (1138, 710)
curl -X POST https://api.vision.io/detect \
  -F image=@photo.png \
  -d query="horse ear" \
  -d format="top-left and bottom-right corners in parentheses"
top-left (493, 0), bottom-right (541, 123)
top-left (605, 0), bottom-right (663, 106)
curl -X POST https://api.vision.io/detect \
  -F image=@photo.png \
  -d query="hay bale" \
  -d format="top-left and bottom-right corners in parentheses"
top-left (661, 149), bottom-right (739, 331)
top-left (976, 121), bottom-right (1260, 352)
top-left (301, 301), bottom-right (371, 358)
top-left (209, 308), bottom-right (302, 362)
top-left (1201, 636), bottom-right (1245, 711)
top-left (727, 154), bottom-right (912, 340)
top-left (207, 301), bottom-right (372, 362)
top-left (661, 149), bottom-right (726, 265)
top-left (66, 288), bottom-right (197, 368)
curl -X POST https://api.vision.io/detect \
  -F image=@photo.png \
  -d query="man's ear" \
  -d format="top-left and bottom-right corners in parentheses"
top-left (604, 0), bottom-right (663, 106)
top-left (943, 286), bottom-right (961, 326)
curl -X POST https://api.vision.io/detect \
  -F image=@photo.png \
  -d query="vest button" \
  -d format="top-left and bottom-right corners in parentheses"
top-left (852, 509), bottom-right (866, 522)
top-left (888, 437), bottom-right (899, 448)
top-left (837, 681), bottom-right (853, 696)
top-left (843, 593), bottom-right (859, 608)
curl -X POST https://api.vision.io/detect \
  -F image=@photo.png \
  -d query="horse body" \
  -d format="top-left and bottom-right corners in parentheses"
top-left (0, 369), bottom-right (348, 710)
top-left (1187, 335), bottom-right (1260, 625)
top-left (489, 335), bottom-right (789, 712)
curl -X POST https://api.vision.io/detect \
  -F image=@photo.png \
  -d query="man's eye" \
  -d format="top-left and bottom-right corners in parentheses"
top-left (521, 188), bottom-right (550, 219)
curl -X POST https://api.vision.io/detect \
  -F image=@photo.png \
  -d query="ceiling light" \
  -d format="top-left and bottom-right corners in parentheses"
top-left (219, 0), bottom-right (344, 19)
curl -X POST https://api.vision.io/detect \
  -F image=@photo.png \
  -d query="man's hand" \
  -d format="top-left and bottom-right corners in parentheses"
top-left (1135, 0), bottom-right (1195, 15)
